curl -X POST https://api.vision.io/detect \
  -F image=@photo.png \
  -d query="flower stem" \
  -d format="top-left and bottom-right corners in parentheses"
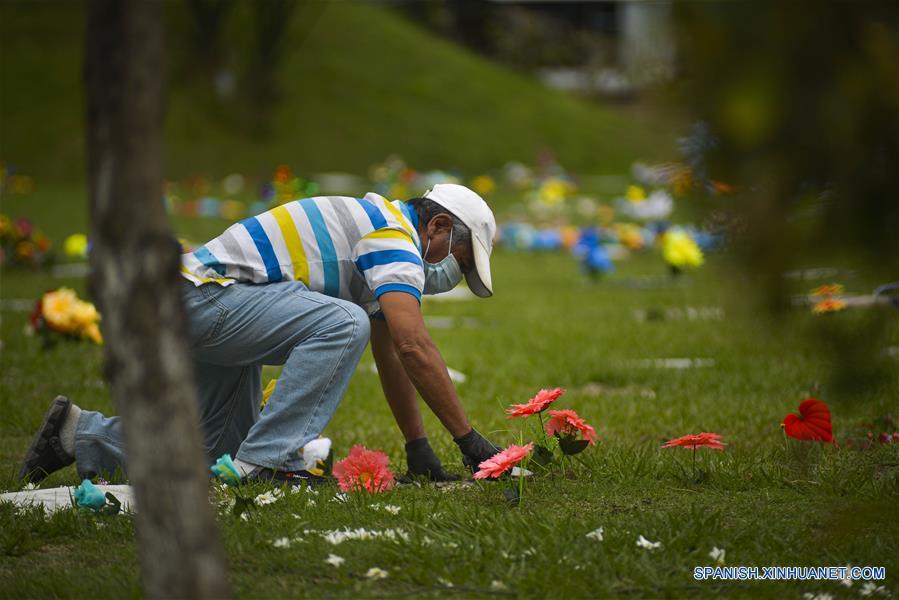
top-left (692, 446), bottom-right (696, 480)
top-left (537, 412), bottom-right (549, 446)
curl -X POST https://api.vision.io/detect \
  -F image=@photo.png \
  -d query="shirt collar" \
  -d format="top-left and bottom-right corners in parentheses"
top-left (398, 201), bottom-right (421, 250)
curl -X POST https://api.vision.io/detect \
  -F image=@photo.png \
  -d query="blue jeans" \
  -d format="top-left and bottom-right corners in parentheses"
top-left (74, 279), bottom-right (371, 478)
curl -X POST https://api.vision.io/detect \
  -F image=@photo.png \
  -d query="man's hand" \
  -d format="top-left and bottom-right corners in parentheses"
top-left (453, 429), bottom-right (502, 473)
top-left (405, 437), bottom-right (460, 482)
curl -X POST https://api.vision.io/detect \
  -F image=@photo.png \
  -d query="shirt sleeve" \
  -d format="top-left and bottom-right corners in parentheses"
top-left (352, 229), bottom-right (425, 303)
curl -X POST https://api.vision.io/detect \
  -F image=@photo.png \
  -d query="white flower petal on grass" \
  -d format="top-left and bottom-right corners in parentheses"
top-left (490, 580), bottom-right (508, 591)
top-left (255, 490), bottom-right (281, 506)
top-left (272, 537), bottom-right (290, 548)
top-left (860, 583), bottom-right (887, 597)
top-left (366, 567), bottom-right (388, 580)
top-left (383, 504), bottom-right (401, 514)
top-left (437, 577), bottom-right (453, 588)
top-left (636, 535), bottom-right (661, 550)
top-left (709, 546), bottom-right (725, 564)
top-left (23, 483), bottom-right (37, 491)
top-left (317, 528), bottom-right (409, 545)
top-left (307, 499), bottom-right (316, 507)
top-left (585, 527), bottom-right (604, 541)
top-left (324, 554), bottom-right (345, 567)
top-left (331, 492), bottom-right (349, 504)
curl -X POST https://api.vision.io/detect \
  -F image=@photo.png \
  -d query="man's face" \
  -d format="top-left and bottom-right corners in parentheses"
top-left (425, 214), bottom-right (474, 274)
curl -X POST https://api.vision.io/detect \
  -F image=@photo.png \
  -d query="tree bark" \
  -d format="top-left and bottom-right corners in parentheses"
top-left (85, 1), bottom-right (231, 598)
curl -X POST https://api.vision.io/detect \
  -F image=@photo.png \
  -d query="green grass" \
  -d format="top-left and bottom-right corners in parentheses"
top-left (1, 190), bottom-right (897, 598)
top-left (0, 0), bottom-right (679, 182)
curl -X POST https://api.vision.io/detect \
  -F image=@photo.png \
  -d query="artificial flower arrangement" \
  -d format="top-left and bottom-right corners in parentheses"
top-left (27, 287), bottom-right (103, 345)
top-left (809, 283), bottom-right (847, 315)
top-left (474, 387), bottom-right (600, 503)
top-left (660, 228), bottom-right (704, 275)
top-left (72, 479), bottom-right (123, 514)
top-left (0, 213), bottom-right (54, 269)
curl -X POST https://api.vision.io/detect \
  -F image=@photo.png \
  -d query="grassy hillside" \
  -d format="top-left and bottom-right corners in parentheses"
top-left (0, 1), bottom-right (680, 182)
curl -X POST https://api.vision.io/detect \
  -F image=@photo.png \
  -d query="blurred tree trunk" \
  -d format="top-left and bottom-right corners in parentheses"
top-left (85, 1), bottom-right (231, 598)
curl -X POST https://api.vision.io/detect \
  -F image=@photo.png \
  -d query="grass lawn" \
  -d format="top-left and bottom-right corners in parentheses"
top-left (1, 186), bottom-right (897, 598)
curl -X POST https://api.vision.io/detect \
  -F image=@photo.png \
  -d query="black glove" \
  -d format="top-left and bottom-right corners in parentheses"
top-left (453, 428), bottom-right (502, 473)
top-left (405, 437), bottom-right (460, 482)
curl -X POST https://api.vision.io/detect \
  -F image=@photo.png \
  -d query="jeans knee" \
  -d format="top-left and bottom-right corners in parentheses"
top-left (343, 303), bottom-right (370, 349)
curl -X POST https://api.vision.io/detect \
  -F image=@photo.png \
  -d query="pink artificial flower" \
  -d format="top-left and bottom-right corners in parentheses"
top-left (506, 387), bottom-right (565, 418)
top-left (544, 409), bottom-right (598, 445)
top-left (332, 445), bottom-right (395, 493)
top-left (661, 432), bottom-right (726, 450)
top-left (473, 443), bottom-right (534, 480)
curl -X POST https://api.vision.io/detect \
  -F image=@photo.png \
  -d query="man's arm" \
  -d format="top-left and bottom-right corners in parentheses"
top-left (376, 292), bottom-right (471, 438)
top-left (371, 315), bottom-right (461, 480)
top-left (370, 317), bottom-right (425, 442)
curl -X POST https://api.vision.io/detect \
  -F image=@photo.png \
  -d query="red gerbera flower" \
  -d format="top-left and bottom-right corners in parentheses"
top-left (332, 445), bottom-right (395, 493)
top-left (783, 398), bottom-right (833, 443)
top-left (506, 387), bottom-right (565, 418)
top-left (473, 443), bottom-right (534, 480)
top-left (544, 409), bottom-right (598, 445)
top-left (662, 432), bottom-right (726, 450)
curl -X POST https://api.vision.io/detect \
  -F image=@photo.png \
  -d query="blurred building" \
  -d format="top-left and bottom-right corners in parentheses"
top-left (394, 0), bottom-right (676, 98)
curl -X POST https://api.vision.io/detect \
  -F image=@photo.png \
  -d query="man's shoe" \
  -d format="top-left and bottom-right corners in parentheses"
top-left (244, 467), bottom-right (333, 488)
top-left (19, 396), bottom-right (75, 483)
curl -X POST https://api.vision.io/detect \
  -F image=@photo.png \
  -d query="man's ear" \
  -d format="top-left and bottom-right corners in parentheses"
top-left (427, 214), bottom-right (454, 236)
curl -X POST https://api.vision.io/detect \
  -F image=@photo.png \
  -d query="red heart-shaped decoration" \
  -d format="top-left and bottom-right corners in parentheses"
top-left (783, 398), bottom-right (833, 443)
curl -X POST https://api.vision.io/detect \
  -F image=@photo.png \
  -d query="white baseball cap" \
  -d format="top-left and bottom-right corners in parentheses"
top-left (424, 183), bottom-right (496, 298)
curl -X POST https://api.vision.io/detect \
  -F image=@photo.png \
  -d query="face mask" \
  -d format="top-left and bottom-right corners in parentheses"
top-left (423, 227), bottom-right (463, 295)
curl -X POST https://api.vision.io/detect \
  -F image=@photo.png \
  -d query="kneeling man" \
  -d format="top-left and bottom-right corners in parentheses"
top-left (21, 184), bottom-right (501, 485)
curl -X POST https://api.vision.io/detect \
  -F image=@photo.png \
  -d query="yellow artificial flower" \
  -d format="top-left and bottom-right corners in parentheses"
top-left (626, 185), bottom-right (646, 203)
top-left (261, 378), bottom-right (278, 409)
top-left (538, 178), bottom-right (573, 205)
top-left (389, 183), bottom-right (408, 201)
top-left (63, 233), bottom-right (89, 258)
top-left (812, 299), bottom-right (847, 314)
top-left (42, 288), bottom-right (78, 331)
top-left (0, 214), bottom-right (11, 235)
top-left (661, 230), bottom-right (704, 269)
top-left (83, 322), bottom-right (103, 344)
top-left (70, 300), bottom-right (100, 328)
top-left (615, 223), bottom-right (644, 250)
top-left (471, 175), bottom-right (496, 196)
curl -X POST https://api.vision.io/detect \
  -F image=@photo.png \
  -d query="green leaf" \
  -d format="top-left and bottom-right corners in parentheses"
top-left (557, 434), bottom-right (589, 456)
top-left (531, 444), bottom-right (554, 468)
top-left (100, 492), bottom-right (121, 515)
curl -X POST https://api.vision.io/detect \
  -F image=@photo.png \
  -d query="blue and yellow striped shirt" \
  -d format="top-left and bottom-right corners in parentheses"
top-left (180, 193), bottom-right (424, 314)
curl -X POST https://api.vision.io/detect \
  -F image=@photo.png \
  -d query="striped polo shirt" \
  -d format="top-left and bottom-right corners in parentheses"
top-left (180, 192), bottom-right (424, 315)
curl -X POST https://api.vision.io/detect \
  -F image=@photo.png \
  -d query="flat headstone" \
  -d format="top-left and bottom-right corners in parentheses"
top-left (627, 358), bottom-right (715, 369)
top-left (0, 484), bottom-right (136, 514)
